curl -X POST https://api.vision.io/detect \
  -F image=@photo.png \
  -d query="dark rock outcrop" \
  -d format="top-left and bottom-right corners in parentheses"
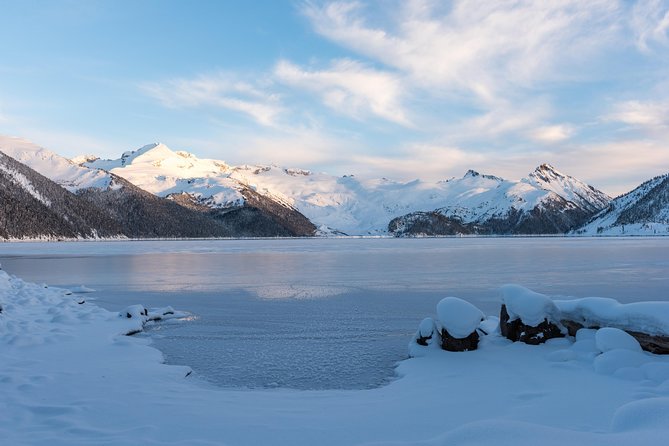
top-left (390, 201), bottom-right (594, 237)
top-left (500, 304), bottom-right (564, 345)
top-left (440, 328), bottom-right (480, 352)
top-left (389, 211), bottom-right (473, 236)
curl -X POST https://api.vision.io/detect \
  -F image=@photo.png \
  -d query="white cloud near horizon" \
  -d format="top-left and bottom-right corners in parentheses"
top-left (528, 125), bottom-right (575, 144)
top-left (606, 100), bottom-right (669, 128)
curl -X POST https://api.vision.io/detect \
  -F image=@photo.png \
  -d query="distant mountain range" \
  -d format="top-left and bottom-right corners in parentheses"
top-left (0, 135), bottom-right (667, 239)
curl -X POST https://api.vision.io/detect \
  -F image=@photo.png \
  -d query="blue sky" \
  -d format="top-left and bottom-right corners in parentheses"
top-left (1, 0), bottom-right (669, 195)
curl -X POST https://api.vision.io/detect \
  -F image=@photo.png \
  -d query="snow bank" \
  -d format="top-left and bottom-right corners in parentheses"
top-left (595, 328), bottom-right (642, 353)
top-left (418, 317), bottom-right (437, 338)
top-left (556, 297), bottom-right (669, 336)
top-left (436, 296), bottom-right (484, 338)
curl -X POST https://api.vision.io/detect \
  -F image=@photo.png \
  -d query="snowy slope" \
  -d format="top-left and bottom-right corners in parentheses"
top-left (0, 136), bottom-right (112, 191)
top-left (389, 167), bottom-right (610, 236)
top-left (525, 164), bottom-right (611, 213)
top-left (83, 143), bottom-right (611, 235)
top-left (84, 143), bottom-right (243, 208)
top-left (577, 173), bottom-right (669, 236)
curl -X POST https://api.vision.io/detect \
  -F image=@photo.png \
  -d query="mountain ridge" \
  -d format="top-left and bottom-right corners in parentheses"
top-left (3, 134), bottom-right (668, 238)
top-left (79, 141), bottom-right (612, 236)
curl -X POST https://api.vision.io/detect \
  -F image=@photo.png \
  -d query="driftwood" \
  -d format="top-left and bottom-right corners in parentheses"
top-left (561, 319), bottom-right (669, 354)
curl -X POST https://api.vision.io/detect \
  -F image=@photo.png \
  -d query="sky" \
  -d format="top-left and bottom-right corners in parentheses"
top-left (1, 0), bottom-right (669, 195)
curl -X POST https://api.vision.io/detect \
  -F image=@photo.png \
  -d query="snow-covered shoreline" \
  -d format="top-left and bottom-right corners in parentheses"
top-left (2, 233), bottom-right (669, 245)
top-left (3, 269), bottom-right (669, 445)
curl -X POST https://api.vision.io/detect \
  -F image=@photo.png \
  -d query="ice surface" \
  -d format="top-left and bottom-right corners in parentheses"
top-left (2, 237), bottom-right (669, 391)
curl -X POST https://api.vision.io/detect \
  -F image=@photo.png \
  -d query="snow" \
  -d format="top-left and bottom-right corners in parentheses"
top-left (86, 142), bottom-right (245, 208)
top-left (595, 327), bottom-right (642, 353)
top-left (418, 317), bottom-right (436, 338)
top-left (500, 284), bottom-right (562, 326)
top-left (0, 135), bottom-right (112, 191)
top-left (556, 297), bottom-right (669, 336)
top-left (436, 296), bottom-right (484, 338)
top-left (0, 161), bottom-right (52, 206)
top-left (3, 259), bottom-right (669, 444)
top-left (576, 173), bottom-right (669, 236)
top-left (525, 164), bottom-right (610, 212)
top-left (74, 141), bottom-right (609, 235)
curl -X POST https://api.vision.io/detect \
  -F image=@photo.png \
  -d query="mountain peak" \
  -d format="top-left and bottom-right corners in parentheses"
top-left (463, 169), bottom-right (503, 182)
top-left (532, 163), bottom-right (564, 179)
top-left (525, 163), bottom-right (610, 212)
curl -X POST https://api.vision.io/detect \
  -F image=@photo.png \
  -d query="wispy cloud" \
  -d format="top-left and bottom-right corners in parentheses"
top-left (299, 0), bottom-right (629, 146)
top-left (141, 73), bottom-right (283, 127)
top-left (274, 59), bottom-right (410, 126)
top-left (302, 1), bottom-right (621, 103)
top-left (632, 0), bottom-right (669, 51)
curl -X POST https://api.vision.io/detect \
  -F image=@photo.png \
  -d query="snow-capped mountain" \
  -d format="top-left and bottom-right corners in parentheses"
top-left (0, 136), bottom-right (114, 192)
top-left (81, 143), bottom-right (611, 236)
top-left (83, 143), bottom-right (244, 207)
top-left (389, 165), bottom-right (611, 236)
top-left (576, 173), bottom-right (669, 236)
top-left (1, 135), bottom-right (619, 237)
top-left (0, 136), bottom-right (315, 237)
top-left (525, 164), bottom-right (610, 213)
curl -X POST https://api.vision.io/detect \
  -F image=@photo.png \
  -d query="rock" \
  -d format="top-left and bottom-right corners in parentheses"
top-left (440, 327), bottom-right (480, 352)
top-left (500, 304), bottom-right (564, 345)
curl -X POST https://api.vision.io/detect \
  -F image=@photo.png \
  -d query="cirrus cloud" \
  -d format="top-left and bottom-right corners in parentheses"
top-left (141, 73), bottom-right (283, 127)
top-left (274, 58), bottom-right (410, 126)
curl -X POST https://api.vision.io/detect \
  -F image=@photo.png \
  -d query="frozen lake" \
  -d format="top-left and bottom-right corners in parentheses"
top-left (1, 237), bottom-right (668, 390)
